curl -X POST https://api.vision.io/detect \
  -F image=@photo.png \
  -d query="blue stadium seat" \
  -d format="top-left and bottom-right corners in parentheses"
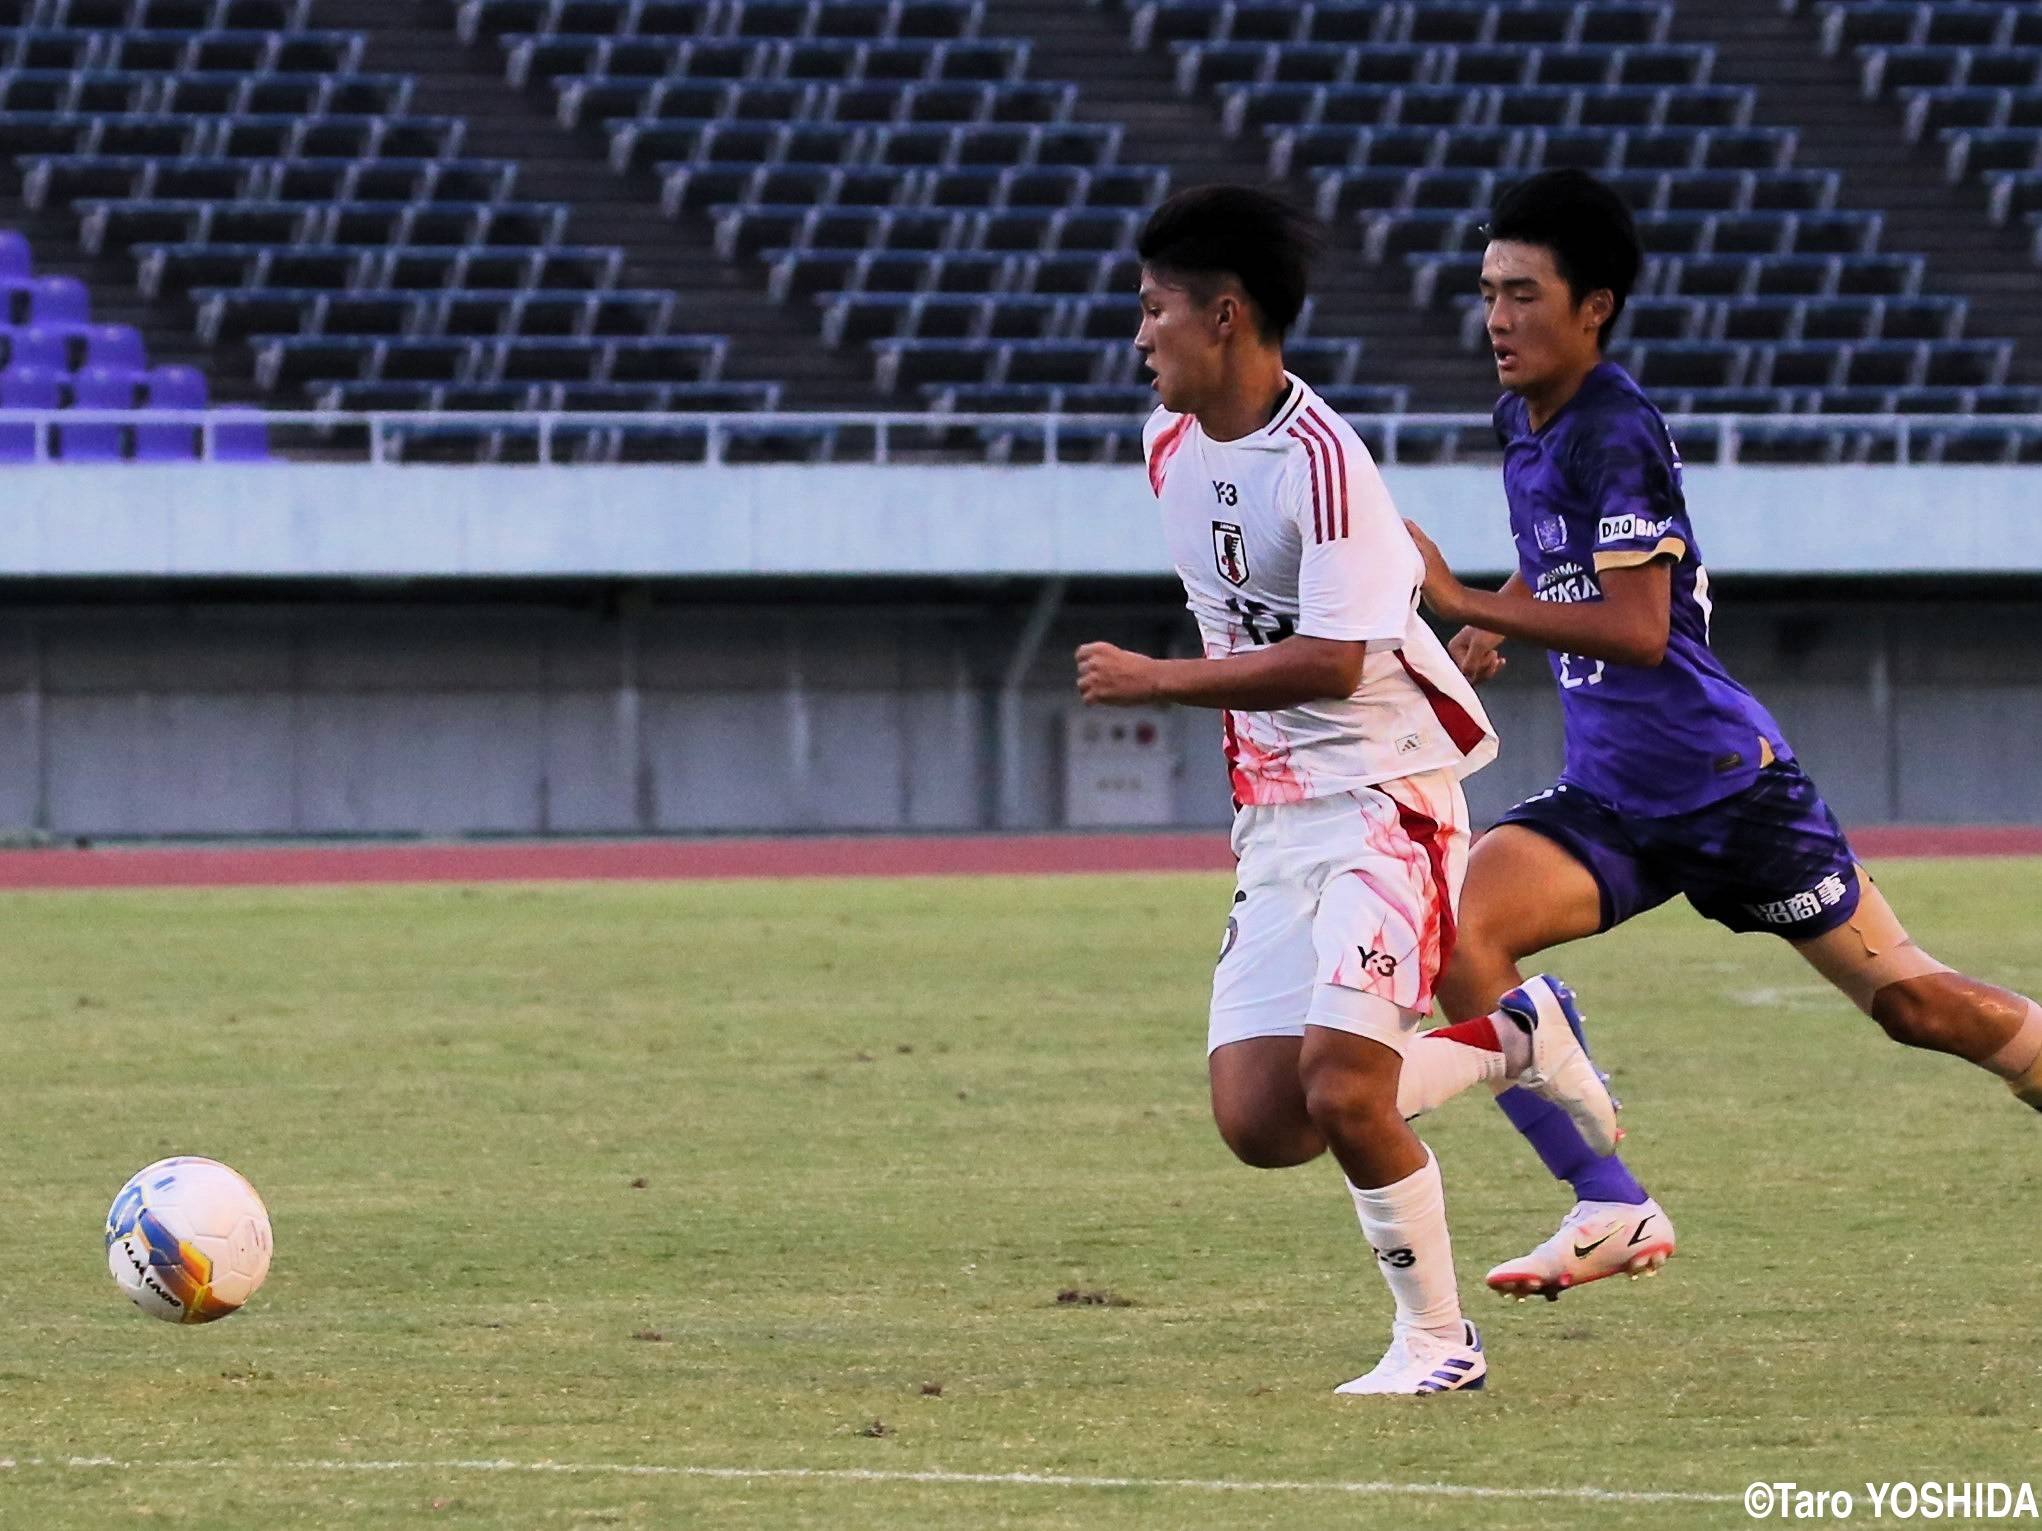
top-left (1859, 45), bottom-right (2042, 96)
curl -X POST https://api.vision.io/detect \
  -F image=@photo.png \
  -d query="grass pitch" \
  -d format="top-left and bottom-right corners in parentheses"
top-left (1, 860), bottom-right (2036, 1528)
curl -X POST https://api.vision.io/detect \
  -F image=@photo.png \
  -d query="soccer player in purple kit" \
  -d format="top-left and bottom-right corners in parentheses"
top-left (1394, 168), bottom-right (2042, 1301)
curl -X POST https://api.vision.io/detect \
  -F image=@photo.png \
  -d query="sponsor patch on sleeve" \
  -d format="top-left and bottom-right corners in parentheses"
top-left (1597, 512), bottom-right (1675, 546)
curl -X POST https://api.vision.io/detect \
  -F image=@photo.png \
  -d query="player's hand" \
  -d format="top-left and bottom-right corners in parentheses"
top-left (1403, 519), bottom-right (1467, 623)
top-left (1075, 642), bottom-right (1162, 706)
top-left (1448, 626), bottom-right (1507, 686)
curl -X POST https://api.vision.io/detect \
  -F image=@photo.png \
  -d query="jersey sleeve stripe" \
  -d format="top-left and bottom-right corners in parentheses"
top-left (1284, 424), bottom-right (1325, 542)
top-left (1301, 408), bottom-right (1350, 540)
top-left (1146, 415), bottom-right (1192, 498)
top-left (1592, 537), bottom-right (1687, 572)
top-left (1395, 651), bottom-right (1490, 757)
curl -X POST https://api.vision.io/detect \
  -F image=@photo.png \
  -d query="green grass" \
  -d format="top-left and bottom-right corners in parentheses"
top-left (1, 862), bottom-right (2037, 1529)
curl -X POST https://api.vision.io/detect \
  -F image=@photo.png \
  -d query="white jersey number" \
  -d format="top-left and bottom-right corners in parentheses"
top-left (1558, 652), bottom-right (1606, 690)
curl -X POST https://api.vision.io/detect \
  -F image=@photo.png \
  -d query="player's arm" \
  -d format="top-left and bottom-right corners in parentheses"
top-left (1076, 636), bottom-right (1363, 710)
top-left (1407, 521), bottom-right (1672, 668)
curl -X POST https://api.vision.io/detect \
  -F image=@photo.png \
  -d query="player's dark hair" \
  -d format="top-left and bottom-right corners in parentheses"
top-left (1137, 185), bottom-right (1323, 341)
top-left (1483, 169), bottom-right (1643, 348)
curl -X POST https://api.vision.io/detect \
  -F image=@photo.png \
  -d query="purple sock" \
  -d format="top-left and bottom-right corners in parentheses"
top-left (1495, 1087), bottom-right (1648, 1205)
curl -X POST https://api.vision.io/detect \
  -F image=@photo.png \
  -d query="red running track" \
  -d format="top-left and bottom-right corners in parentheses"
top-left (0, 826), bottom-right (2034, 891)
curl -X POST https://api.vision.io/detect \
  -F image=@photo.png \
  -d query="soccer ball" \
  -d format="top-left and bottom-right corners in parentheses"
top-left (104, 1157), bottom-right (273, 1324)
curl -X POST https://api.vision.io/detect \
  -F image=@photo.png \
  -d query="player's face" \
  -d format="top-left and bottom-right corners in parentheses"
top-left (1478, 240), bottom-right (1608, 395)
top-left (1135, 270), bottom-right (1224, 415)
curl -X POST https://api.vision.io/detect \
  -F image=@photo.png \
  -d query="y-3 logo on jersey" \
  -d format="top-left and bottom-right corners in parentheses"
top-left (1212, 481), bottom-right (1238, 507)
top-left (1212, 521), bottom-right (1249, 586)
top-left (1355, 946), bottom-right (1399, 979)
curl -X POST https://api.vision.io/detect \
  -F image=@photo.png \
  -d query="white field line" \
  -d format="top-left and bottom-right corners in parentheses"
top-left (0, 1456), bottom-right (1738, 1505)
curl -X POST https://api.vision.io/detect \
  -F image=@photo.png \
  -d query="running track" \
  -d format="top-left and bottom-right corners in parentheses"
top-left (0, 827), bottom-right (2033, 891)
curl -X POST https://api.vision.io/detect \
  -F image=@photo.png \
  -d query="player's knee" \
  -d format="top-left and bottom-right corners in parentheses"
top-left (1453, 904), bottom-right (1550, 979)
top-left (1869, 974), bottom-right (1965, 1052)
top-left (1211, 1102), bottom-right (1321, 1169)
top-left (1301, 1061), bottom-right (1404, 1143)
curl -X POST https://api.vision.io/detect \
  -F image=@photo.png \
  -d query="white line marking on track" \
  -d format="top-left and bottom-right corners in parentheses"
top-left (0, 1456), bottom-right (1738, 1504)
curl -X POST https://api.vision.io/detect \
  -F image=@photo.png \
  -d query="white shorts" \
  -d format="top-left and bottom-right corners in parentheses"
top-left (1207, 768), bottom-right (1470, 1057)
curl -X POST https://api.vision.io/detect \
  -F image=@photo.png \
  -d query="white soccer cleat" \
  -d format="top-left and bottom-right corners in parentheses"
top-left (1500, 974), bottom-right (1622, 1156)
top-left (1484, 1197), bottom-right (1677, 1302)
top-left (1334, 1321), bottom-right (1487, 1395)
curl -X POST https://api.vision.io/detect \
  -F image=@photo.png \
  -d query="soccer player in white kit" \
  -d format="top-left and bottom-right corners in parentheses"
top-left (1075, 186), bottom-right (1619, 1394)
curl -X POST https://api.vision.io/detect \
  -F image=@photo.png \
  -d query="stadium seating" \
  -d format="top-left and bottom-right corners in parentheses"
top-left (1802, 1), bottom-right (2042, 265)
top-left (0, 223), bottom-right (246, 460)
top-left (0, 0), bottom-right (741, 418)
top-left (451, 0), bottom-right (1204, 410)
top-left (3, 0), bottom-right (2035, 459)
top-left (1101, 0), bottom-right (2022, 422)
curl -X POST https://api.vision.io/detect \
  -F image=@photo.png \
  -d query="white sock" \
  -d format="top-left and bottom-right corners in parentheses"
top-left (1346, 1147), bottom-right (1462, 1342)
top-left (1395, 1012), bottom-right (1528, 1117)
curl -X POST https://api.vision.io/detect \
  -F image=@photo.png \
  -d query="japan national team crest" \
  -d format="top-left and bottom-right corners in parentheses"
top-left (1212, 521), bottom-right (1249, 586)
top-left (1533, 515), bottom-right (1568, 555)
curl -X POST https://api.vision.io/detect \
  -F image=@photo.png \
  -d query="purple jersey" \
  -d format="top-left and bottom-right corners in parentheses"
top-left (1496, 362), bottom-right (1790, 818)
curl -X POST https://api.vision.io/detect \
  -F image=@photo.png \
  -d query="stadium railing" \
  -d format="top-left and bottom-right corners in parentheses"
top-left (4, 408), bottom-right (2041, 465)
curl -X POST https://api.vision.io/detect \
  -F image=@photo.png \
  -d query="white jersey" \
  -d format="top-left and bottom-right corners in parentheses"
top-left (1144, 374), bottom-right (1498, 807)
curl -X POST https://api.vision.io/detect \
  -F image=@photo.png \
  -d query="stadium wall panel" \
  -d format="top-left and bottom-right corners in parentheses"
top-left (0, 586), bottom-right (2035, 838)
top-left (2, 462), bottom-right (2039, 577)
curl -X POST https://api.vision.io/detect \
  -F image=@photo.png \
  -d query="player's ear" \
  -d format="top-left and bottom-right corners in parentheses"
top-left (1580, 288), bottom-right (1615, 335)
top-left (1211, 292), bottom-right (1237, 339)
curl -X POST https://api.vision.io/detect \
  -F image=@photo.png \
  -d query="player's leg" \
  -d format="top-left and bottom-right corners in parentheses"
top-left (1416, 804), bottom-right (1675, 1298)
top-left (1400, 824), bottom-right (1613, 1132)
top-left (1209, 1035), bottom-right (1320, 1167)
top-left (1302, 1023), bottom-right (1482, 1392)
top-left (1415, 814), bottom-right (1663, 1199)
top-left (1309, 776), bottom-right (1484, 1393)
top-left (1205, 823), bottom-right (1327, 1167)
top-left (1671, 757), bottom-right (2042, 1114)
top-left (1793, 871), bottom-right (2042, 1112)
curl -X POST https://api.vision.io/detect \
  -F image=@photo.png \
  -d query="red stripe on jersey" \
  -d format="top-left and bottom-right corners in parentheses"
top-left (1285, 424), bottom-right (1326, 542)
top-left (1295, 409), bottom-right (1347, 540)
top-left (1393, 796), bottom-right (1458, 978)
top-left (1220, 708), bottom-right (1246, 809)
top-left (1395, 650), bottom-right (1489, 757)
top-left (1146, 415), bottom-right (1192, 497)
top-left (1303, 407), bottom-right (1349, 539)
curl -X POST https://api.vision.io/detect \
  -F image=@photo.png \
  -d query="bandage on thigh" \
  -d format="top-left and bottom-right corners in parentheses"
top-left (1987, 1005), bottom-right (2042, 1110)
top-left (1793, 870), bottom-right (1949, 1014)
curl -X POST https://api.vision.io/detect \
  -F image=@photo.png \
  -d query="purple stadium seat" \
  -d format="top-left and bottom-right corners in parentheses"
top-left (6, 326), bottom-right (73, 372)
top-left (211, 405), bottom-right (271, 461)
top-left (0, 231), bottom-right (29, 280)
top-left (137, 365), bottom-right (208, 461)
top-left (0, 363), bottom-right (64, 462)
top-left (146, 365), bottom-right (207, 407)
top-left (59, 366), bottom-right (143, 462)
top-left (29, 275), bottom-right (90, 325)
top-left (85, 324), bottom-right (147, 372)
top-left (1, 278), bottom-right (32, 325)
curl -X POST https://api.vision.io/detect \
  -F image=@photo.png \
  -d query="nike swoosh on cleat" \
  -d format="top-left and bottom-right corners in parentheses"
top-left (1626, 1214), bottom-right (1658, 1246)
top-left (1571, 1230), bottom-right (1618, 1258)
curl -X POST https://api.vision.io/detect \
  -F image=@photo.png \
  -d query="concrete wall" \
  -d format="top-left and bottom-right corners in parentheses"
top-left (4, 584), bottom-right (2036, 838)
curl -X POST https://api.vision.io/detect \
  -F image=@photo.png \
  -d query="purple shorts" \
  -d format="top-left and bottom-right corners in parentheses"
top-left (1493, 759), bottom-right (1862, 941)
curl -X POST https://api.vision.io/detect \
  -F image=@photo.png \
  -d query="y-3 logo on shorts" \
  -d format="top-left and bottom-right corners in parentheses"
top-left (1373, 1245), bottom-right (1416, 1269)
top-left (1355, 946), bottom-right (1398, 979)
